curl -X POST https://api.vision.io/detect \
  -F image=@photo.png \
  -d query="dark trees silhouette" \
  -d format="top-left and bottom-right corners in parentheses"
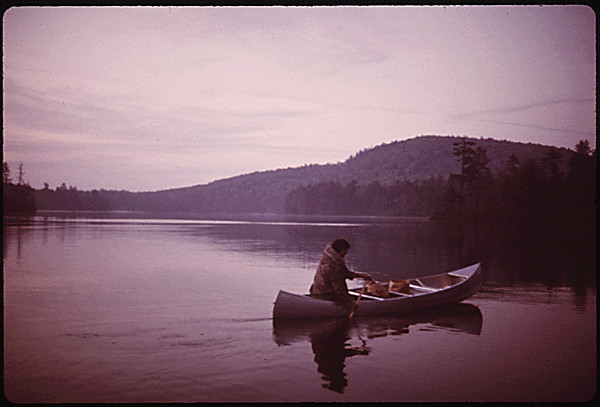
top-left (3, 162), bottom-right (37, 216)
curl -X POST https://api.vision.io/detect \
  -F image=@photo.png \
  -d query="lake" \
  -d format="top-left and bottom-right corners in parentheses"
top-left (3, 212), bottom-right (596, 402)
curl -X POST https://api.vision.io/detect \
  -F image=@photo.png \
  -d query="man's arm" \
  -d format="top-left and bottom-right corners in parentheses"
top-left (347, 269), bottom-right (373, 281)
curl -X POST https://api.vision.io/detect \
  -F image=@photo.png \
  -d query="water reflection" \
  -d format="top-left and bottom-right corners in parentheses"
top-left (310, 318), bottom-right (368, 393)
top-left (8, 213), bottom-right (596, 304)
top-left (23, 212), bottom-right (596, 287)
top-left (273, 303), bottom-right (482, 393)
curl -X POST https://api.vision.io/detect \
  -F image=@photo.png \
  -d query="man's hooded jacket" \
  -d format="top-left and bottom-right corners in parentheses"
top-left (310, 244), bottom-right (359, 307)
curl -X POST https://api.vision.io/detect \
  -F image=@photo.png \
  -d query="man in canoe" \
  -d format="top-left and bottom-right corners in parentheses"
top-left (309, 238), bottom-right (373, 314)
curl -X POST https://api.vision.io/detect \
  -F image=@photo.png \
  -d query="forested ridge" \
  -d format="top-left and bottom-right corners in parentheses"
top-left (283, 137), bottom-right (595, 222)
top-left (7, 135), bottom-right (595, 221)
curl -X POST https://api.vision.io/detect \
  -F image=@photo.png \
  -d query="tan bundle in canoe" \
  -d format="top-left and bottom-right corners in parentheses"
top-left (366, 281), bottom-right (391, 298)
top-left (389, 279), bottom-right (411, 294)
top-left (365, 279), bottom-right (413, 298)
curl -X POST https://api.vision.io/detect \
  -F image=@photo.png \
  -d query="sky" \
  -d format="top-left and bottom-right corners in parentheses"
top-left (2, 5), bottom-right (596, 192)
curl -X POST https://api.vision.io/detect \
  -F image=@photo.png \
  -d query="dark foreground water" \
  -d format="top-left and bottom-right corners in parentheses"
top-left (3, 212), bottom-right (596, 402)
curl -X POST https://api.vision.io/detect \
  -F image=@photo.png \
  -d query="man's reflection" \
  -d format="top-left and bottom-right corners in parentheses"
top-left (309, 319), bottom-right (369, 393)
top-left (273, 303), bottom-right (482, 394)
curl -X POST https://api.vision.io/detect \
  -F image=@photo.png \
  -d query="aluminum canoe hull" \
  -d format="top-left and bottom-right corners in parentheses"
top-left (272, 263), bottom-right (482, 319)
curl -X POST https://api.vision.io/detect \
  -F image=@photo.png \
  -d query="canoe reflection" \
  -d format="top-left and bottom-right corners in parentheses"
top-left (272, 303), bottom-right (482, 393)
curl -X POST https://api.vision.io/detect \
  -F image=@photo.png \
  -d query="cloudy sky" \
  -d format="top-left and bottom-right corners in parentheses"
top-left (3, 5), bottom-right (596, 192)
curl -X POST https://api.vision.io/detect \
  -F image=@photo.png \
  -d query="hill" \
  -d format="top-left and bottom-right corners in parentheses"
top-left (337, 135), bottom-right (574, 185)
top-left (35, 135), bottom-right (578, 215)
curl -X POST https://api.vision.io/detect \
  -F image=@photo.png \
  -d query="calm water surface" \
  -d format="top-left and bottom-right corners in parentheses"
top-left (3, 212), bottom-right (596, 402)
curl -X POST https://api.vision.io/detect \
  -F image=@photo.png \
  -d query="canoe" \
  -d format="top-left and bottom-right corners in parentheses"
top-left (272, 263), bottom-right (482, 319)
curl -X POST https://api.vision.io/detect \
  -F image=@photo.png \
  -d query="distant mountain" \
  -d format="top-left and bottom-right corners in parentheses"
top-left (132, 162), bottom-right (340, 214)
top-left (35, 135), bottom-right (577, 215)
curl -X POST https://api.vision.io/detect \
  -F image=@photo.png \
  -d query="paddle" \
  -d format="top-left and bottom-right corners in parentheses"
top-left (349, 280), bottom-right (367, 319)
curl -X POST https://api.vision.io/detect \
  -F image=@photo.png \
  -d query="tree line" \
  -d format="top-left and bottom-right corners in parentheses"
top-left (440, 138), bottom-right (596, 221)
top-left (34, 183), bottom-right (113, 211)
top-left (284, 139), bottom-right (596, 222)
top-left (5, 138), bottom-right (596, 223)
top-left (3, 162), bottom-right (37, 216)
top-left (284, 177), bottom-right (447, 216)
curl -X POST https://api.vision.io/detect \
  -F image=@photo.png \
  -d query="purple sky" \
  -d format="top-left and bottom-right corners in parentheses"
top-left (3, 6), bottom-right (596, 192)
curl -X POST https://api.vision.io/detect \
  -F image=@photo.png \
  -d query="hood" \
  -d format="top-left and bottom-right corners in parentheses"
top-left (322, 245), bottom-right (346, 267)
